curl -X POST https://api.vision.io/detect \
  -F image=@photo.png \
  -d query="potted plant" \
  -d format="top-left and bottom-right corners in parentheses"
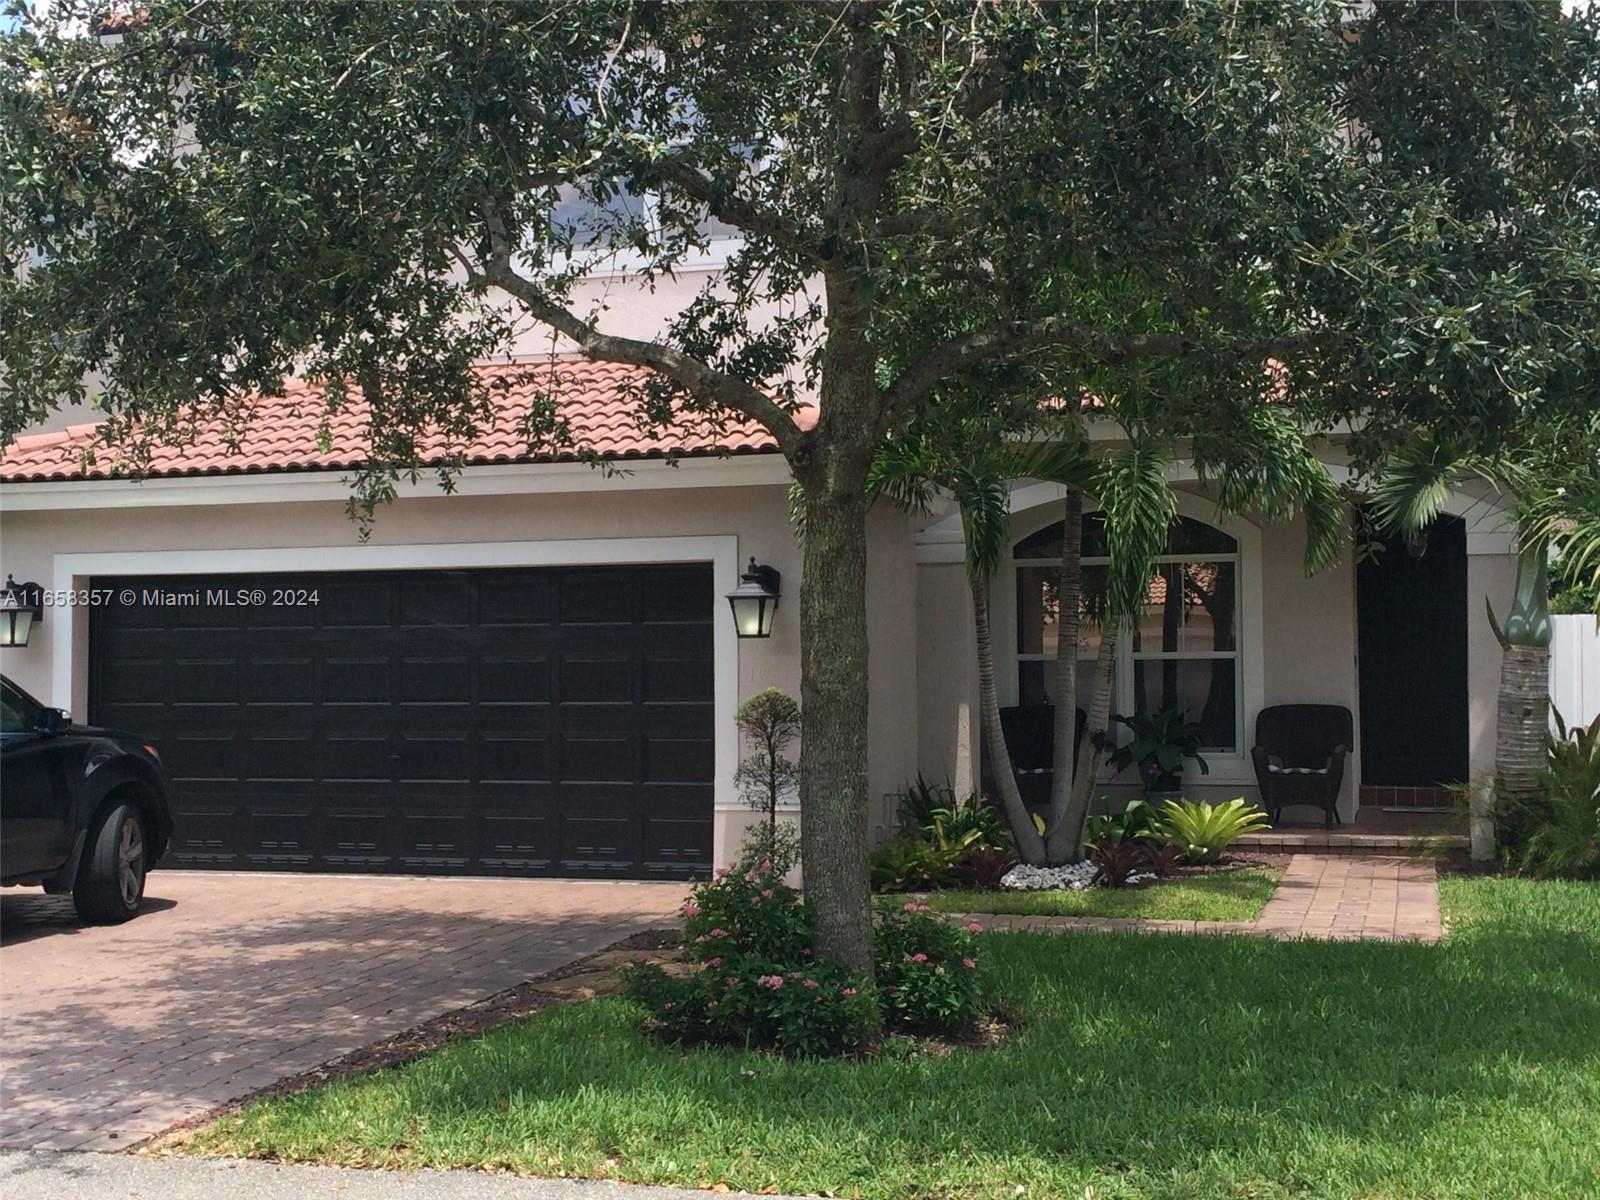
top-left (1105, 709), bottom-right (1210, 801)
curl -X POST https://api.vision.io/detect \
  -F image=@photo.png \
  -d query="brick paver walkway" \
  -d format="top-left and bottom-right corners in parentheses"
top-left (949, 854), bottom-right (1443, 944)
top-left (1251, 854), bottom-right (1441, 942)
top-left (0, 873), bottom-right (686, 1153)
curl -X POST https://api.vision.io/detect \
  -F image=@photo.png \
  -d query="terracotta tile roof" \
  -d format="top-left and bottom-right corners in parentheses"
top-left (0, 359), bottom-right (804, 483)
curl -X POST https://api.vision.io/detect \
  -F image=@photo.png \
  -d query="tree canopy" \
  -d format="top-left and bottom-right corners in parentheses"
top-left (4, 0), bottom-right (1597, 967)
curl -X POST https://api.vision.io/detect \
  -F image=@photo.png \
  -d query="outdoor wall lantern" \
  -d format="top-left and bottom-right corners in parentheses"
top-left (0, 575), bottom-right (43, 648)
top-left (726, 557), bottom-right (781, 639)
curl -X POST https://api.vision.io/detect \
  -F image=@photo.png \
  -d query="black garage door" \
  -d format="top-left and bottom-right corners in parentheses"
top-left (89, 565), bottom-right (714, 879)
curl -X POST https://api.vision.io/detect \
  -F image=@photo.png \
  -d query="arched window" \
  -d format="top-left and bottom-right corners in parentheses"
top-left (1014, 513), bottom-right (1242, 752)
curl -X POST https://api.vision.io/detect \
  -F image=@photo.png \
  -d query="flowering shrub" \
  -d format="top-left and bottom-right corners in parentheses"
top-left (624, 956), bottom-right (878, 1057)
top-left (682, 862), bottom-right (810, 964)
top-left (873, 903), bottom-right (982, 1036)
top-left (627, 866), bottom-right (988, 1055)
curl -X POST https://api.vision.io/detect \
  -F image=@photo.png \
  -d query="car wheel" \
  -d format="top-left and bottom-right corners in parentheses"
top-left (74, 802), bottom-right (147, 924)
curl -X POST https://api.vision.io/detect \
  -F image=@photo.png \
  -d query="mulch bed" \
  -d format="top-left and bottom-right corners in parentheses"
top-left (135, 927), bottom-right (683, 1156)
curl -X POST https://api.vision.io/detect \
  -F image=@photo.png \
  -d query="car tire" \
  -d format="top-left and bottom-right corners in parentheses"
top-left (73, 802), bottom-right (147, 924)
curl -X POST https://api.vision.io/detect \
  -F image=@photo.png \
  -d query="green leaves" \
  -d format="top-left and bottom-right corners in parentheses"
top-left (1156, 798), bottom-right (1271, 865)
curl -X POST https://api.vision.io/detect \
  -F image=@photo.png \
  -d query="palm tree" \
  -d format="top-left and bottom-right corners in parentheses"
top-left (873, 402), bottom-right (1346, 864)
top-left (1370, 432), bottom-right (1600, 859)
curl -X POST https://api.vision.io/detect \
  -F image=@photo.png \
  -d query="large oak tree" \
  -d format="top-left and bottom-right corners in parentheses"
top-left (4, 2), bottom-right (1596, 967)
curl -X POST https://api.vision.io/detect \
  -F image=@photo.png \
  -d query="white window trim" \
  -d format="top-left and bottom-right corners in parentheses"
top-left (998, 492), bottom-right (1265, 786)
top-left (46, 536), bottom-right (749, 847)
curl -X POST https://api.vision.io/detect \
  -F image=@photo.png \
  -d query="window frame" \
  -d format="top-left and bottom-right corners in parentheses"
top-left (1001, 495), bottom-right (1263, 781)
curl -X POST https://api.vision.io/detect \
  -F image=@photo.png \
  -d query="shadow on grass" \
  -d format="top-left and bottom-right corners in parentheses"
top-left (203, 883), bottom-right (1600, 1198)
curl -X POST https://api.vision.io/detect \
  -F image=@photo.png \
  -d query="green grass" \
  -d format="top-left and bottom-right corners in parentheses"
top-left (188, 877), bottom-right (1600, 1199)
top-left (877, 867), bottom-right (1281, 922)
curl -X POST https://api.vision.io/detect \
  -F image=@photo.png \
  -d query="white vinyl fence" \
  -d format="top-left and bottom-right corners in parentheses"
top-left (1550, 614), bottom-right (1600, 731)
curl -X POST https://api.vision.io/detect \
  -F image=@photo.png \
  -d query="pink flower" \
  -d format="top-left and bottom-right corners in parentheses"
top-left (710, 928), bottom-right (729, 938)
top-left (633, 952), bottom-right (651, 962)
top-left (761, 888), bottom-right (775, 899)
top-left (902, 902), bottom-right (920, 912)
top-left (911, 952), bottom-right (929, 963)
top-left (962, 958), bottom-right (977, 970)
top-left (760, 975), bottom-right (783, 990)
top-left (759, 861), bottom-right (773, 874)
top-left (725, 977), bottom-right (739, 986)
top-left (682, 903), bottom-right (701, 917)
top-left (842, 987), bottom-right (858, 997)
top-left (744, 872), bottom-right (758, 883)
top-left (965, 922), bottom-right (984, 933)
top-left (693, 935), bottom-right (709, 944)
top-left (715, 867), bottom-right (730, 878)
top-left (706, 956), bottom-right (722, 968)
top-left (802, 978), bottom-right (820, 990)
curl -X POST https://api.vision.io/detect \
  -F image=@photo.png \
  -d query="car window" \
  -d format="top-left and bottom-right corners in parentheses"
top-left (1, 682), bottom-right (41, 733)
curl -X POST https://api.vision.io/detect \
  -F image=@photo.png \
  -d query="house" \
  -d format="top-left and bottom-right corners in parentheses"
top-left (0, 258), bottom-right (1517, 882)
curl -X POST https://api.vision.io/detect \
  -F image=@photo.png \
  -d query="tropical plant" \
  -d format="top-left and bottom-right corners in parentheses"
top-left (1088, 840), bottom-right (1153, 888)
top-left (953, 846), bottom-right (1019, 890)
top-left (893, 776), bottom-right (1010, 851)
top-left (1156, 799), bottom-right (1271, 865)
top-left (1083, 798), bottom-right (1163, 847)
top-left (869, 840), bottom-right (961, 895)
top-left (733, 689), bottom-right (802, 836)
top-left (1105, 711), bottom-right (1212, 795)
top-left (1501, 710), bottom-right (1600, 879)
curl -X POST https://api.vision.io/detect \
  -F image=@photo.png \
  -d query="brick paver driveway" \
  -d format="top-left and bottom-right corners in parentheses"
top-left (0, 873), bottom-right (686, 1152)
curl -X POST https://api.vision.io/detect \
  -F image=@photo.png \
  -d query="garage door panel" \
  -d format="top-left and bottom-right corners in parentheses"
top-left (90, 564), bottom-right (713, 879)
top-left (479, 575), bottom-right (555, 626)
top-left (560, 815), bottom-right (636, 871)
top-left (246, 657), bottom-right (316, 703)
top-left (644, 735), bottom-right (715, 782)
top-left (397, 656), bottom-right (471, 704)
top-left (643, 816), bottom-right (714, 868)
top-left (478, 733), bottom-right (551, 782)
top-left (479, 655), bottom-right (552, 703)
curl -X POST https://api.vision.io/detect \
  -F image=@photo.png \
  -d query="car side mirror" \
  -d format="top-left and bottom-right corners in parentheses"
top-left (36, 708), bottom-right (70, 734)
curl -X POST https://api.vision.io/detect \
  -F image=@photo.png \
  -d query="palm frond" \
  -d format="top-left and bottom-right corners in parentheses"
top-left (956, 468), bottom-right (1015, 583)
top-left (1369, 449), bottom-right (1463, 536)
top-left (1096, 440), bottom-right (1177, 623)
top-left (1202, 407), bottom-right (1347, 573)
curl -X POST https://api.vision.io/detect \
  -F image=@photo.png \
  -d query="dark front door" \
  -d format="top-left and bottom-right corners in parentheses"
top-left (89, 565), bottom-right (714, 879)
top-left (1356, 516), bottom-right (1470, 788)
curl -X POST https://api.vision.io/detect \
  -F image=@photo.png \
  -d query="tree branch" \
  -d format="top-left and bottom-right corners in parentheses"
top-left (881, 320), bottom-right (1330, 417)
top-left (462, 222), bottom-right (805, 457)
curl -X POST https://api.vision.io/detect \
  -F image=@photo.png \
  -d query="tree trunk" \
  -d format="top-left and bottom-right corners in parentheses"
top-left (973, 576), bottom-right (1049, 862)
top-left (1067, 623), bottom-right (1121, 840)
top-left (796, 481), bottom-right (875, 970)
top-left (1045, 489), bottom-right (1084, 862)
top-left (1493, 642), bottom-right (1550, 862)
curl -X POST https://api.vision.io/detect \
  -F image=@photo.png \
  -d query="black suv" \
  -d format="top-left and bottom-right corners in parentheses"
top-left (1, 675), bottom-right (173, 922)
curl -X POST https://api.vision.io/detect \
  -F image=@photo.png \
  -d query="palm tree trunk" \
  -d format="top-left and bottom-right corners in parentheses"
top-left (1487, 536), bottom-right (1553, 863)
top-left (1067, 624), bottom-right (1122, 842)
top-left (973, 576), bottom-right (1049, 863)
top-left (1494, 642), bottom-right (1551, 860)
top-left (1045, 491), bottom-right (1083, 862)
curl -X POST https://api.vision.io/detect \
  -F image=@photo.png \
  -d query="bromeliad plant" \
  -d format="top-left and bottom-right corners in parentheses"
top-left (1157, 798), bottom-right (1271, 864)
top-left (1106, 710), bottom-right (1211, 796)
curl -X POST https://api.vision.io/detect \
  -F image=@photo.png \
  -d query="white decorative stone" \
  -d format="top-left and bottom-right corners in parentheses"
top-left (998, 861), bottom-right (1155, 891)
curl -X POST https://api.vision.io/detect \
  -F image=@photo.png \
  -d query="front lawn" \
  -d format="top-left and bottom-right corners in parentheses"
top-left (880, 866), bottom-right (1281, 922)
top-left (186, 877), bottom-right (1600, 1200)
